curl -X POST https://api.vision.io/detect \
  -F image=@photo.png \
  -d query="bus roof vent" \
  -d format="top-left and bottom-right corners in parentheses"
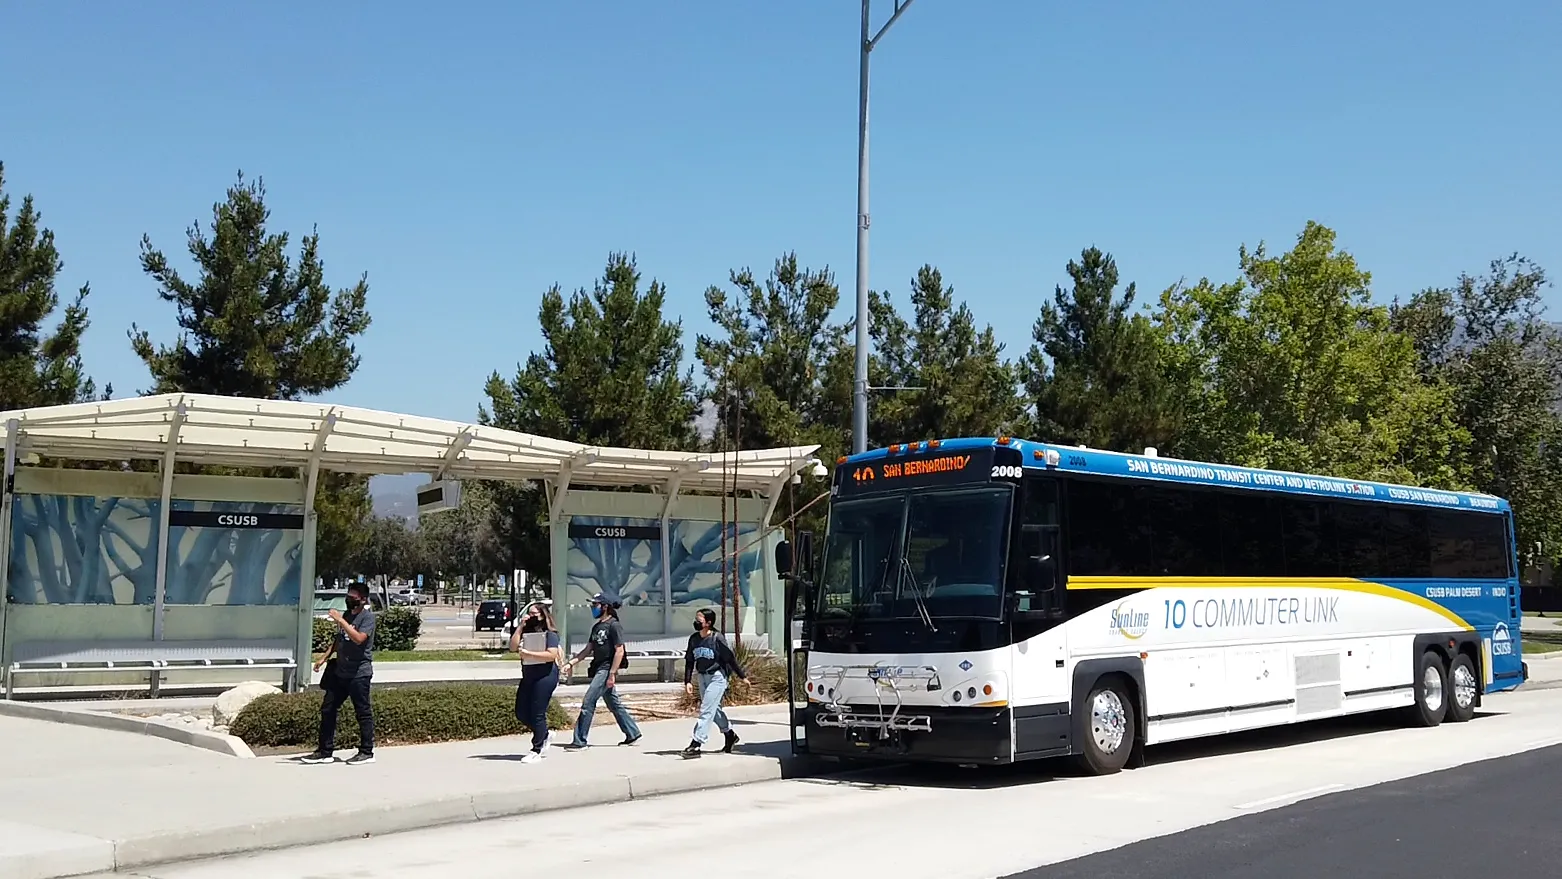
top-left (1144, 447), bottom-right (1159, 457)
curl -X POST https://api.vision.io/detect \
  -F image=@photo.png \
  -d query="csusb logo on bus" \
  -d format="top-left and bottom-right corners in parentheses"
top-left (1109, 601), bottom-right (1151, 639)
top-left (1492, 622), bottom-right (1514, 656)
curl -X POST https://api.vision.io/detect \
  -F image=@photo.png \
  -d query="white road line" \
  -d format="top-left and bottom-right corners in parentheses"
top-left (1519, 737), bottom-right (1562, 750)
top-left (1233, 784), bottom-right (1345, 811)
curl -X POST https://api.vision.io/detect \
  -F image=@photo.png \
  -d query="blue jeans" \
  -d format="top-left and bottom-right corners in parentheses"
top-left (573, 667), bottom-right (641, 745)
top-left (693, 671), bottom-right (732, 745)
top-left (515, 668), bottom-right (559, 752)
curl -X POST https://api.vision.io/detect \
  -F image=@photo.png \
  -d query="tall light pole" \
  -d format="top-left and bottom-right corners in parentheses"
top-left (852, 0), bottom-right (916, 454)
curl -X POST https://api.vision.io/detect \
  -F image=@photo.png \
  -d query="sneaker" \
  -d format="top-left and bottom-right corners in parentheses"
top-left (299, 751), bottom-right (336, 764)
top-left (620, 733), bottom-right (642, 746)
top-left (681, 740), bottom-right (702, 758)
top-left (562, 741), bottom-right (588, 751)
top-left (520, 751), bottom-right (543, 764)
top-left (344, 751), bottom-right (376, 765)
top-left (722, 729), bottom-right (740, 753)
top-left (540, 731), bottom-right (555, 757)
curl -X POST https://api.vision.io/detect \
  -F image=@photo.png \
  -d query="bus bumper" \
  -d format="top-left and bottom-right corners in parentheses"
top-left (799, 703), bottom-right (1014, 764)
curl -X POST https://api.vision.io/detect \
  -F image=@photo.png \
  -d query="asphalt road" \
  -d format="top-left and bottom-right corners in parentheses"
top-left (1008, 743), bottom-right (1562, 879)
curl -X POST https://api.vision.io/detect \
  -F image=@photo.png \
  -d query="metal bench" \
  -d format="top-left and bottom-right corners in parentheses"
top-left (4, 638), bottom-right (298, 699)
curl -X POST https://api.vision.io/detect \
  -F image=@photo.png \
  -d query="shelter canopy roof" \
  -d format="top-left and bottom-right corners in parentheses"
top-left (0, 394), bottom-right (822, 496)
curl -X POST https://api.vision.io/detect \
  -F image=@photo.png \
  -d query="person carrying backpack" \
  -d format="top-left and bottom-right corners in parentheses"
top-left (680, 608), bottom-right (749, 758)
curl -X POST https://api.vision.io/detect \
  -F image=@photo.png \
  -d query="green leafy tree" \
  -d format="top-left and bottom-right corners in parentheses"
top-left (1023, 246), bottom-right (1175, 452)
top-left (130, 171), bottom-right (370, 398)
top-left (1392, 255), bottom-right (1562, 569)
top-left (416, 480), bottom-right (502, 587)
top-left (0, 162), bottom-right (104, 409)
top-left (312, 472), bottom-right (372, 586)
top-left (1153, 221), bottom-right (1469, 487)
top-left (478, 253), bottom-right (700, 583)
top-left (696, 251), bottom-right (849, 455)
top-left (352, 515), bottom-right (423, 582)
top-left (483, 252), bottom-right (698, 449)
top-left (867, 265), bottom-right (1023, 446)
top-left (131, 171), bottom-right (374, 575)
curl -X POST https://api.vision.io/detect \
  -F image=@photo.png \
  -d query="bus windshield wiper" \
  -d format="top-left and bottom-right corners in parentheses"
top-left (899, 556), bottom-right (937, 633)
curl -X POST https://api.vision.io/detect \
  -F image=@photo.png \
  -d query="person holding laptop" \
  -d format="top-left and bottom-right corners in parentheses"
top-left (509, 602), bottom-right (562, 763)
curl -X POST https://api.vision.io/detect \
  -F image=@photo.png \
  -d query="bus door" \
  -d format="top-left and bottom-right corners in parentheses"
top-left (1010, 476), bottom-right (1069, 707)
top-left (776, 531), bottom-right (816, 756)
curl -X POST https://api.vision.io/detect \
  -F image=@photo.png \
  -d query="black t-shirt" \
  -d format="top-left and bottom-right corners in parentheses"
top-left (586, 618), bottom-right (625, 677)
top-left (684, 631), bottom-right (745, 683)
top-left (333, 607), bottom-right (376, 679)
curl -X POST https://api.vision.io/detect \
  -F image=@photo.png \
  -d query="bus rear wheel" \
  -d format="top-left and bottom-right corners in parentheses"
top-left (1409, 650), bottom-right (1448, 728)
top-left (1075, 680), bottom-right (1135, 776)
top-left (1445, 653), bottom-right (1478, 723)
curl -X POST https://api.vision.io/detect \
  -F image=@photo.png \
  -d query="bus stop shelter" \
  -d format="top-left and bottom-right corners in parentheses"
top-left (0, 393), bottom-right (820, 697)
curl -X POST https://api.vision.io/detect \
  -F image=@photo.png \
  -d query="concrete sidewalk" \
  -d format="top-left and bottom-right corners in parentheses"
top-left (0, 704), bottom-right (808, 879)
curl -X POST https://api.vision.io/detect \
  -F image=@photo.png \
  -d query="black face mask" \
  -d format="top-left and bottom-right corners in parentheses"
top-left (693, 620), bottom-right (704, 632)
top-left (345, 598), bottom-right (363, 612)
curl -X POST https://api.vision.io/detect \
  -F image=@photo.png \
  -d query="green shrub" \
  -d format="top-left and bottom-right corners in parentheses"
top-left (311, 607), bottom-right (421, 654)
top-left (375, 606), bottom-right (422, 652)
top-left (312, 618), bottom-right (334, 653)
top-left (230, 682), bottom-right (571, 749)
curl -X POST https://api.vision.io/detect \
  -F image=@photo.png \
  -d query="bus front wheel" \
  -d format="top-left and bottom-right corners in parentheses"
top-left (1409, 650), bottom-right (1448, 728)
top-left (1076, 680), bottom-right (1136, 776)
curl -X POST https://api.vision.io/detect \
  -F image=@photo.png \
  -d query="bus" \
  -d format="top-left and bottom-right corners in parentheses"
top-left (775, 436), bottom-right (1528, 774)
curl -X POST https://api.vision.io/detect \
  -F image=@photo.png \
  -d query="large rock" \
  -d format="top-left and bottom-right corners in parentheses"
top-left (212, 681), bottom-right (281, 727)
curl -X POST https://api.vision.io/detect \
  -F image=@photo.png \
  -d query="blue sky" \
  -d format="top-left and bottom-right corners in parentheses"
top-left (3, 1), bottom-right (1558, 426)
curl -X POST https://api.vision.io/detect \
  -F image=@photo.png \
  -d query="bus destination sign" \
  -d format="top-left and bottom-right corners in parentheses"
top-left (839, 447), bottom-right (999, 495)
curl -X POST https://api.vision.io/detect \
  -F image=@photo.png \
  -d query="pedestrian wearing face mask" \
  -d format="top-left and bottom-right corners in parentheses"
top-left (302, 582), bottom-right (378, 765)
top-left (680, 608), bottom-right (749, 758)
top-left (561, 591), bottom-right (642, 748)
top-left (509, 602), bottom-right (562, 763)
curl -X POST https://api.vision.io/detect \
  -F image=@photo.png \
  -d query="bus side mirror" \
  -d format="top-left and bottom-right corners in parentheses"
top-left (775, 540), bottom-right (793, 578)
top-left (796, 530), bottom-right (816, 582)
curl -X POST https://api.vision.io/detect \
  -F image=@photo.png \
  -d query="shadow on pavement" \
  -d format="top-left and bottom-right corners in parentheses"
top-left (788, 706), bottom-right (1507, 792)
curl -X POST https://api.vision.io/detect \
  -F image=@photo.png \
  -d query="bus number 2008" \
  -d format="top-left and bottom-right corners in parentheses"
top-left (991, 465), bottom-right (1023, 479)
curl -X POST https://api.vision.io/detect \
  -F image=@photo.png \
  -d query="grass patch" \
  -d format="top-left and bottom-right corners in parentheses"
top-left (230, 682), bottom-right (569, 749)
top-left (1523, 631), bottom-right (1562, 654)
top-left (373, 649), bottom-right (519, 662)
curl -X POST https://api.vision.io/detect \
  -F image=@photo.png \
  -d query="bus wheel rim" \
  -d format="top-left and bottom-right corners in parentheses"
top-left (1423, 664), bottom-right (1444, 712)
top-left (1091, 690), bottom-right (1127, 753)
top-left (1452, 663), bottom-right (1477, 709)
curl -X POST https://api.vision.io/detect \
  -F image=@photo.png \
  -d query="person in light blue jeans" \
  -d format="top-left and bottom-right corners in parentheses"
top-left (561, 592), bottom-right (643, 748)
top-left (681, 608), bottom-right (749, 758)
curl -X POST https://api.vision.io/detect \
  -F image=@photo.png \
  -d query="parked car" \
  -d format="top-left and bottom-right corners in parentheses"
top-left (475, 599), bottom-right (510, 632)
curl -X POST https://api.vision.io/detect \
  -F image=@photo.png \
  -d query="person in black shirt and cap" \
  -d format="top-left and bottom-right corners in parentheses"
top-left (680, 608), bottom-right (748, 758)
top-left (561, 591), bottom-right (643, 748)
top-left (302, 582), bottom-right (377, 765)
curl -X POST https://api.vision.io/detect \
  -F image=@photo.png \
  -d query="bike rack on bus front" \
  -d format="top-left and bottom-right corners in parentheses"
top-left (808, 663), bottom-right (942, 739)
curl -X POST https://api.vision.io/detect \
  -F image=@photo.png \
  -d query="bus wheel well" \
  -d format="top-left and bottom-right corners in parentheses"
top-left (1092, 671), bottom-right (1147, 769)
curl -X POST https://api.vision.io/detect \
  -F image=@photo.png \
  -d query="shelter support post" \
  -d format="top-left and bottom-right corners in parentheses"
top-left (151, 403), bottom-right (187, 644)
top-left (0, 419), bottom-right (18, 673)
top-left (293, 411), bottom-right (336, 693)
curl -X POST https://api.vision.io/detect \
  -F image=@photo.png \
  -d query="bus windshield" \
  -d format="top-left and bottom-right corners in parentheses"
top-left (816, 486), bottom-right (1013, 626)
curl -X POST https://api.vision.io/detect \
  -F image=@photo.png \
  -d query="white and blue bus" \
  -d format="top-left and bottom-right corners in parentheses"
top-left (776, 436), bottom-right (1528, 774)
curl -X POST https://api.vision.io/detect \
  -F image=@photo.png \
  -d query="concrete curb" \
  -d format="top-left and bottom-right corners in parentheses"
top-left (107, 754), bottom-right (826, 874)
top-left (0, 700), bottom-right (254, 759)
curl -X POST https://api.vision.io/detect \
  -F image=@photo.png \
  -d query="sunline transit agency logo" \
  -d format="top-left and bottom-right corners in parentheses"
top-left (1108, 600), bottom-right (1151, 639)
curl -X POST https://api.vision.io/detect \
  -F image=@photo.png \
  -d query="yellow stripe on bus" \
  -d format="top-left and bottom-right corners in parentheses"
top-left (1066, 575), bottom-right (1475, 632)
